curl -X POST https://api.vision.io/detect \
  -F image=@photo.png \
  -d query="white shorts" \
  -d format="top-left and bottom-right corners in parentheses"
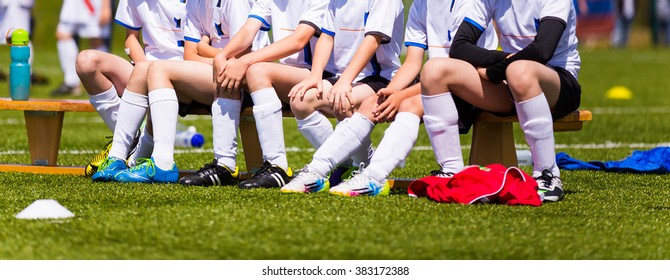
top-left (57, 21), bottom-right (110, 39)
top-left (0, 4), bottom-right (31, 45)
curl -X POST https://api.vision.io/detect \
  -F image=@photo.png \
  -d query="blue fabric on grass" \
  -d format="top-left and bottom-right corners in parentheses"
top-left (556, 147), bottom-right (670, 174)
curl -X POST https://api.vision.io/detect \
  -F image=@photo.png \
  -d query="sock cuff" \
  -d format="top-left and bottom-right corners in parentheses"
top-left (148, 88), bottom-right (178, 105)
top-left (89, 86), bottom-right (118, 102)
top-left (515, 92), bottom-right (546, 105)
top-left (121, 90), bottom-right (149, 107)
top-left (214, 98), bottom-right (242, 114)
top-left (394, 112), bottom-right (421, 125)
top-left (421, 92), bottom-right (458, 117)
top-left (296, 111), bottom-right (327, 128)
top-left (250, 87), bottom-right (279, 106)
top-left (350, 112), bottom-right (375, 131)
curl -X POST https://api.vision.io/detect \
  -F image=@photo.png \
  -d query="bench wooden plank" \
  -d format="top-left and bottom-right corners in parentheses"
top-left (0, 98), bottom-right (95, 112)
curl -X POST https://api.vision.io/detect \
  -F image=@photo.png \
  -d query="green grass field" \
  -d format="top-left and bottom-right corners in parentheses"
top-left (1, 1), bottom-right (670, 260)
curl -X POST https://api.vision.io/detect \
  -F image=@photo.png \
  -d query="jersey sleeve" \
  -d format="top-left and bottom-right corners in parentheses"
top-left (183, 0), bottom-right (203, 43)
top-left (226, 0), bottom-right (254, 39)
top-left (114, 0), bottom-right (142, 30)
top-left (320, 1), bottom-right (336, 37)
top-left (540, 0), bottom-right (570, 24)
top-left (404, 0), bottom-right (427, 50)
top-left (299, 0), bottom-right (328, 37)
top-left (462, 0), bottom-right (491, 33)
top-left (364, 0), bottom-right (403, 44)
top-left (248, 0), bottom-right (272, 31)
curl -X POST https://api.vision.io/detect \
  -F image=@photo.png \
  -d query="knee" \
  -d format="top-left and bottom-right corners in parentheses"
top-left (290, 89), bottom-right (316, 116)
top-left (145, 61), bottom-right (168, 81)
top-left (420, 58), bottom-right (456, 95)
top-left (505, 61), bottom-right (537, 96)
top-left (75, 50), bottom-right (101, 75)
top-left (398, 95), bottom-right (423, 116)
top-left (245, 62), bottom-right (270, 86)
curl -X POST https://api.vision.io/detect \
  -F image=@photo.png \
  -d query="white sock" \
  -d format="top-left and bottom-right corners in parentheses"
top-left (251, 87), bottom-right (287, 170)
top-left (309, 113), bottom-right (374, 177)
top-left (363, 112), bottom-right (420, 182)
top-left (89, 86), bottom-right (120, 132)
top-left (148, 89), bottom-right (179, 170)
top-left (296, 111), bottom-right (333, 149)
top-left (515, 93), bottom-right (559, 177)
top-left (128, 124), bottom-right (154, 167)
top-left (108, 90), bottom-right (148, 160)
top-left (57, 39), bottom-right (80, 87)
top-left (422, 92), bottom-right (464, 174)
top-left (212, 98), bottom-right (241, 170)
top-left (351, 136), bottom-right (373, 168)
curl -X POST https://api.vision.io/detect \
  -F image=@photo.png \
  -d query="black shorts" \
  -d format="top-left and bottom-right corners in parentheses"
top-left (551, 66), bottom-right (581, 120)
top-left (324, 75), bottom-right (391, 93)
top-left (489, 66), bottom-right (581, 121)
top-left (178, 100), bottom-right (211, 117)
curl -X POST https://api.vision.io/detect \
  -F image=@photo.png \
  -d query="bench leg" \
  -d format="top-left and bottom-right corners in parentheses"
top-left (469, 120), bottom-right (518, 167)
top-left (23, 110), bottom-right (64, 166)
top-left (239, 114), bottom-right (264, 173)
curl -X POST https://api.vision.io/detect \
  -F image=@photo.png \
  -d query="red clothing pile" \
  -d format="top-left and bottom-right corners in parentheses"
top-left (408, 164), bottom-right (542, 207)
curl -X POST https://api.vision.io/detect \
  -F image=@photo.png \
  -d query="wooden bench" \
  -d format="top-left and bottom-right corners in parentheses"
top-left (0, 98), bottom-right (592, 183)
top-left (0, 98), bottom-right (96, 175)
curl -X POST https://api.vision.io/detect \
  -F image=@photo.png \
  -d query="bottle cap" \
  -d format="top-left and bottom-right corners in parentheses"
top-left (10, 29), bottom-right (29, 46)
top-left (191, 133), bottom-right (205, 148)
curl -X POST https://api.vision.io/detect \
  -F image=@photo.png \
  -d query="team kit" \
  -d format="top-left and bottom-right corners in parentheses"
top-left (80, 0), bottom-right (581, 203)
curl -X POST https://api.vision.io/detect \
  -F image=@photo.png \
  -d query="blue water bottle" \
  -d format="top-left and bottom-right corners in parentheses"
top-left (9, 29), bottom-right (31, 101)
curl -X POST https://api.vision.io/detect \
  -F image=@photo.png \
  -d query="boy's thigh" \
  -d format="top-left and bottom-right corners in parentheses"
top-left (257, 63), bottom-right (311, 101)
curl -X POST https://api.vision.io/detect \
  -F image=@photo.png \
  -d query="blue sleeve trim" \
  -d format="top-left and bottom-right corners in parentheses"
top-left (184, 36), bottom-right (200, 43)
top-left (114, 19), bottom-right (141, 31)
top-left (405, 42), bottom-right (428, 50)
top-left (321, 28), bottom-right (335, 37)
top-left (463, 17), bottom-right (484, 32)
top-left (248, 15), bottom-right (271, 31)
top-left (177, 40), bottom-right (185, 47)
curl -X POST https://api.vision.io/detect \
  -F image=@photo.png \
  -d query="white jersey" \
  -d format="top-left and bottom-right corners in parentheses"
top-left (0, 0), bottom-right (33, 44)
top-left (115, 0), bottom-right (186, 60)
top-left (59, 0), bottom-right (104, 24)
top-left (248, 0), bottom-right (328, 68)
top-left (465, 0), bottom-right (581, 78)
top-left (404, 0), bottom-right (498, 59)
top-left (183, 0), bottom-right (268, 50)
top-left (321, 0), bottom-right (404, 82)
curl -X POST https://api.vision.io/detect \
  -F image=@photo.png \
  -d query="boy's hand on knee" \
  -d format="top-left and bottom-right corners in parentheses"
top-left (289, 75), bottom-right (323, 101)
top-left (329, 81), bottom-right (353, 115)
top-left (374, 88), bottom-right (401, 122)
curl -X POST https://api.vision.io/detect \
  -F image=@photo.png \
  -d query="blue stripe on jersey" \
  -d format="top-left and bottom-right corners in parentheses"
top-left (180, 0), bottom-right (186, 3)
top-left (405, 42), bottom-right (428, 50)
top-left (450, 0), bottom-right (455, 12)
top-left (174, 17), bottom-right (181, 28)
top-left (248, 15), bottom-right (271, 31)
top-left (114, 19), bottom-right (141, 31)
top-left (321, 27), bottom-right (335, 37)
top-left (215, 23), bottom-right (224, 36)
top-left (369, 54), bottom-right (381, 76)
top-left (303, 42), bottom-right (313, 65)
top-left (363, 12), bottom-right (369, 26)
top-left (216, 0), bottom-right (221, 8)
top-left (463, 17), bottom-right (484, 32)
top-left (448, 30), bottom-right (452, 41)
top-left (184, 36), bottom-right (200, 43)
top-left (534, 18), bottom-right (540, 31)
top-left (177, 40), bottom-right (185, 47)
